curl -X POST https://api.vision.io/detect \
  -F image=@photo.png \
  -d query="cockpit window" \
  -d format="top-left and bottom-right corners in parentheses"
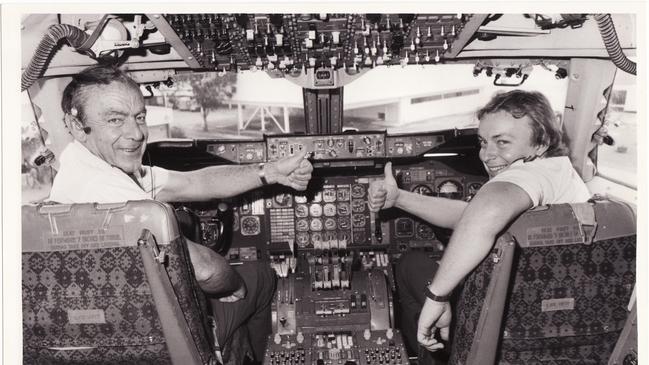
top-left (595, 65), bottom-right (637, 188)
top-left (146, 71), bottom-right (305, 141)
top-left (343, 64), bottom-right (568, 133)
top-left (150, 64), bottom-right (568, 141)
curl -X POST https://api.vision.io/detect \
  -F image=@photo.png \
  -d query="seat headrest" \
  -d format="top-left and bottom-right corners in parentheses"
top-left (22, 200), bottom-right (181, 253)
top-left (506, 199), bottom-right (635, 248)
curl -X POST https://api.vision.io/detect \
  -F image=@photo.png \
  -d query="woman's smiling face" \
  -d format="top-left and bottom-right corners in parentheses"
top-left (478, 110), bottom-right (548, 178)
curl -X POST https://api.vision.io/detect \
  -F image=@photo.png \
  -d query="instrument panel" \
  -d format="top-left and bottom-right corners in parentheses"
top-left (200, 131), bottom-right (453, 165)
top-left (159, 13), bottom-right (478, 73)
top-left (159, 131), bottom-right (486, 364)
top-left (266, 133), bottom-right (385, 161)
top-left (264, 328), bottom-right (409, 365)
top-left (176, 157), bottom-right (486, 257)
top-left (389, 162), bottom-right (485, 250)
top-left (223, 175), bottom-right (387, 254)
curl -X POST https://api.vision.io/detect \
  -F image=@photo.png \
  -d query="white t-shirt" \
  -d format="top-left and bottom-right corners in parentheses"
top-left (48, 140), bottom-right (169, 204)
top-left (486, 156), bottom-right (591, 206)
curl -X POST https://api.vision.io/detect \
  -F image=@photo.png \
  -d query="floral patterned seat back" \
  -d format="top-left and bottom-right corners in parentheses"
top-left (22, 201), bottom-right (218, 365)
top-left (450, 200), bottom-right (636, 365)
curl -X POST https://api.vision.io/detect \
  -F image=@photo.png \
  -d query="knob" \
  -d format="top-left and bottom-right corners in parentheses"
top-left (363, 329), bottom-right (371, 340)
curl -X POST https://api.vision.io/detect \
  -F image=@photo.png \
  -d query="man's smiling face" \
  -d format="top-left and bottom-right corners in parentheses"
top-left (79, 81), bottom-right (148, 175)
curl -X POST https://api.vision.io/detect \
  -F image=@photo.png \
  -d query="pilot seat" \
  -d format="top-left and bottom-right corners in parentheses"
top-left (22, 200), bottom-right (249, 365)
top-left (449, 198), bottom-right (636, 365)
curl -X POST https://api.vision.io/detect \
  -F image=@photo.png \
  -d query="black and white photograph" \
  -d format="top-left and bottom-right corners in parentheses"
top-left (2, 3), bottom-right (646, 365)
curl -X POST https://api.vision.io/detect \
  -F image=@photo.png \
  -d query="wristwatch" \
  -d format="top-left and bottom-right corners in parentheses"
top-left (258, 163), bottom-right (269, 185)
top-left (424, 286), bottom-right (450, 303)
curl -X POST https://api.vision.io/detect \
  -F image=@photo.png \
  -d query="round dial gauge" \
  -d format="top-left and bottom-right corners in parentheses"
top-left (295, 204), bottom-right (309, 218)
top-left (437, 179), bottom-right (463, 199)
top-left (322, 189), bottom-right (336, 202)
top-left (324, 218), bottom-right (337, 230)
top-left (416, 223), bottom-right (435, 240)
top-left (323, 203), bottom-right (337, 217)
top-left (467, 182), bottom-right (483, 196)
top-left (337, 217), bottom-right (351, 230)
top-left (353, 231), bottom-right (366, 244)
top-left (411, 184), bottom-right (434, 196)
top-left (351, 199), bottom-right (366, 213)
top-left (310, 232), bottom-right (322, 245)
top-left (336, 188), bottom-right (350, 201)
top-left (310, 218), bottom-right (323, 231)
top-left (309, 204), bottom-right (323, 217)
top-left (296, 218), bottom-right (309, 232)
top-left (337, 202), bottom-right (351, 216)
top-left (351, 184), bottom-right (366, 199)
top-left (240, 216), bottom-right (260, 236)
top-left (296, 232), bottom-right (310, 247)
top-left (352, 213), bottom-right (366, 228)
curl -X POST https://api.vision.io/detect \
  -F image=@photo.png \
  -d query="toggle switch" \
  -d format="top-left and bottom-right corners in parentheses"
top-left (332, 31), bottom-right (340, 44)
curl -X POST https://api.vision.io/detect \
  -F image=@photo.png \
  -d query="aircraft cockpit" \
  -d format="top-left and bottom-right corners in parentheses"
top-left (13, 9), bottom-right (640, 365)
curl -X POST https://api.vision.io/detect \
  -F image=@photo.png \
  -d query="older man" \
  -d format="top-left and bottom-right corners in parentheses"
top-left (48, 65), bottom-right (313, 362)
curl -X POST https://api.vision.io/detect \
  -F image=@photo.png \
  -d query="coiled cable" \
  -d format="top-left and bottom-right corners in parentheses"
top-left (594, 14), bottom-right (636, 75)
top-left (21, 24), bottom-right (90, 91)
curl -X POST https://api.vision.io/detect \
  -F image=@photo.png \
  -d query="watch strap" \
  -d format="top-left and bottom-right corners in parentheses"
top-left (424, 286), bottom-right (450, 302)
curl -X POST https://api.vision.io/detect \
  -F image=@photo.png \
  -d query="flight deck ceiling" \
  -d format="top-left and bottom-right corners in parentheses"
top-left (21, 13), bottom-right (636, 88)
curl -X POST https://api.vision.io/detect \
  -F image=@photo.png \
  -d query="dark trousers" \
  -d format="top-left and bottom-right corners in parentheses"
top-left (395, 251), bottom-right (445, 364)
top-left (210, 262), bottom-right (277, 362)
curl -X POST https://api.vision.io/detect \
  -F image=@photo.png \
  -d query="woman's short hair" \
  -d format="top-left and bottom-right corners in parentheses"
top-left (477, 90), bottom-right (569, 157)
top-left (61, 65), bottom-right (140, 124)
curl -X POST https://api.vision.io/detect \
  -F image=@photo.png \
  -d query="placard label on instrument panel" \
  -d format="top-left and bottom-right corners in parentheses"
top-left (314, 68), bottom-right (334, 87)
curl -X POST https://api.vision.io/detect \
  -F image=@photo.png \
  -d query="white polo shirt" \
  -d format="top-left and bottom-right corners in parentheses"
top-left (48, 140), bottom-right (169, 204)
top-left (487, 156), bottom-right (591, 206)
